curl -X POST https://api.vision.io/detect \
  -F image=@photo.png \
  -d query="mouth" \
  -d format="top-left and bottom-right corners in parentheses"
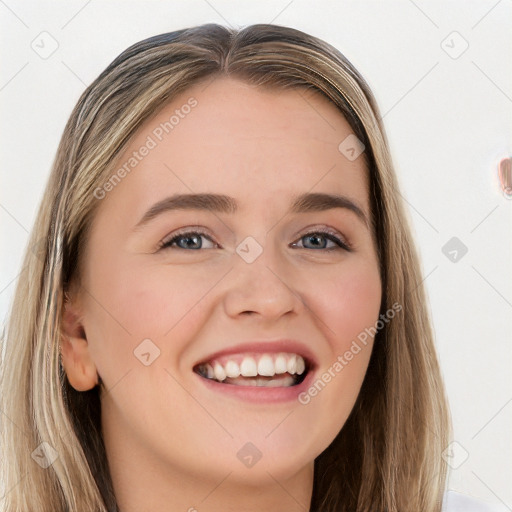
top-left (193, 352), bottom-right (312, 388)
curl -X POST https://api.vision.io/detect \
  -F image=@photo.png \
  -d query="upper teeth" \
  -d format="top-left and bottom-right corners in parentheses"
top-left (197, 353), bottom-right (306, 382)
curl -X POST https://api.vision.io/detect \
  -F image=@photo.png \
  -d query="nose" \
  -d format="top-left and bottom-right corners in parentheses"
top-left (222, 237), bottom-right (303, 321)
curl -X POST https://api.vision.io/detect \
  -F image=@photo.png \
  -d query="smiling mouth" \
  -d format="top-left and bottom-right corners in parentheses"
top-left (193, 353), bottom-right (310, 388)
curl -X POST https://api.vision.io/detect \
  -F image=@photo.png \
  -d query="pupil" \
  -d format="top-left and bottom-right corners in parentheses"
top-left (305, 234), bottom-right (325, 249)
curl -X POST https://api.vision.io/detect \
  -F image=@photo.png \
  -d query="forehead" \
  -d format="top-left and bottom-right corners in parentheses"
top-left (100, 76), bottom-right (369, 220)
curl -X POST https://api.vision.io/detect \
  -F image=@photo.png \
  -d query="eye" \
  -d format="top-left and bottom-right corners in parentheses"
top-left (158, 227), bottom-right (351, 252)
top-left (158, 229), bottom-right (217, 250)
top-left (291, 228), bottom-right (351, 252)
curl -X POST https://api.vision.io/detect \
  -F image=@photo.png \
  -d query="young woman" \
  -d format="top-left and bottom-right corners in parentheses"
top-left (1, 22), bottom-right (499, 512)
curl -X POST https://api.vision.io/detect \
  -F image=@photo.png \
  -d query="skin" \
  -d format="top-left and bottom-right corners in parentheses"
top-left (60, 76), bottom-right (382, 512)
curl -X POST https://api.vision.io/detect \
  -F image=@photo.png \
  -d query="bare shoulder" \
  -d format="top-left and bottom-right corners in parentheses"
top-left (442, 490), bottom-right (510, 512)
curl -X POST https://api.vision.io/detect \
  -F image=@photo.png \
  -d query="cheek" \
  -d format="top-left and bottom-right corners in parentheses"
top-left (116, 261), bottom-right (224, 336)
top-left (297, 257), bottom-right (381, 430)
top-left (84, 256), bottom-right (221, 379)
top-left (309, 257), bottom-right (382, 346)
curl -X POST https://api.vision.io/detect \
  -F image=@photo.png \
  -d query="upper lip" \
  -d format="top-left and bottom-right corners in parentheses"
top-left (193, 339), bottom-right (319, 371)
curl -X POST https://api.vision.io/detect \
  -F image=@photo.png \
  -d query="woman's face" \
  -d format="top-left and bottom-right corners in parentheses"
top-left (65, 77), bottom-right (381, 488)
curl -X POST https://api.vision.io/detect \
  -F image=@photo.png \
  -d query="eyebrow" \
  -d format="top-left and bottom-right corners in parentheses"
top-left (133, 192), bottom-right (369, 230)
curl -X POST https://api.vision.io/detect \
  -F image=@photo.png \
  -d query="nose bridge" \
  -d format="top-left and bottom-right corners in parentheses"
top-left (222, 232), bottom-right (300, 319)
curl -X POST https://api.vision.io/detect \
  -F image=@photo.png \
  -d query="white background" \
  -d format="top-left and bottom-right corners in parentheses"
top-left (1, 0), bottom-right (511, 508)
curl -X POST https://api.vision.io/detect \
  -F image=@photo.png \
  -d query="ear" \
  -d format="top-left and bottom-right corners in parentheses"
top-left (60, 295), bottom-right (99, 392)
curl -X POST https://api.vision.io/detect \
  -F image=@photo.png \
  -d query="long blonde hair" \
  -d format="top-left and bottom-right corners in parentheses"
top-left (0, 23), bottom-right (451, 511)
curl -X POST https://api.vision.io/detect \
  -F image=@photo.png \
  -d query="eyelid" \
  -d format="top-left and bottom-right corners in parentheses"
top-left (160, 225), bottom-right (213, 244)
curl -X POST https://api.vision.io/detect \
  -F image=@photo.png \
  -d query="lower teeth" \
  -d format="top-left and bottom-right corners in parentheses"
top-left (222, 374), bottom-right (297, 387)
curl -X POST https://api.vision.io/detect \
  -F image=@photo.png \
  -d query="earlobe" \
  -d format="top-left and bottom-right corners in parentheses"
top-left (60, 300), bottom-right (99, 392)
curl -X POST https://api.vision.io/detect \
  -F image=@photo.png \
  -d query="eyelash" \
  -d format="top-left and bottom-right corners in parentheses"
top-left (158, 227), bottom-right (352, 252)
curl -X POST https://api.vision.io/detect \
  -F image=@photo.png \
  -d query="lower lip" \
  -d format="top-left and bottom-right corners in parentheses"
top-left (194, 369), bottom-right (317, 404)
